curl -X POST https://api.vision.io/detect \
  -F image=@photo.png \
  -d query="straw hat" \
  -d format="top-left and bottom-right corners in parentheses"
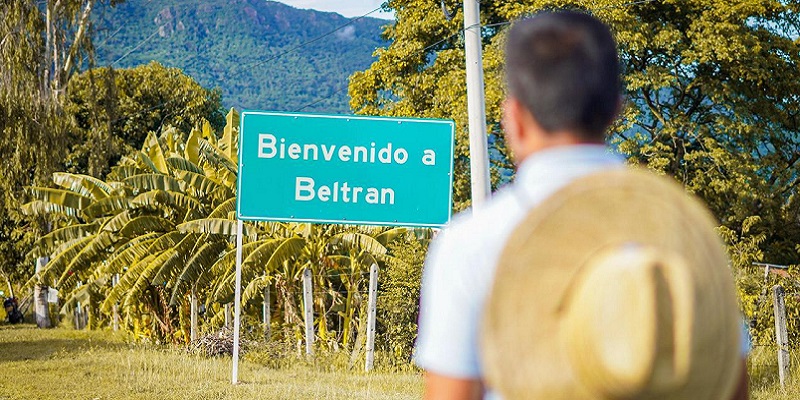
top-left (480, 169), bottom-right (742, 400)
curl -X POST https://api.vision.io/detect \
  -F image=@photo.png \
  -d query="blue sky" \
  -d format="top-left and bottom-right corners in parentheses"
top-left (276, 1), bottom-right (395, 19)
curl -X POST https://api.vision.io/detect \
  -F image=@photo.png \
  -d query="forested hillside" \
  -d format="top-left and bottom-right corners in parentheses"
top-left (91, 0), bottom-right (389, 113)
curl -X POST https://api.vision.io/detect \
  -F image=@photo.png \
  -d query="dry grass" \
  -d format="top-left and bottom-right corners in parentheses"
top-left (0, 324), bottom-right (422, 400)
top-left (3, 323), bottom-right (799, 399)
top-left (749, 345), bottom-right (800, 400)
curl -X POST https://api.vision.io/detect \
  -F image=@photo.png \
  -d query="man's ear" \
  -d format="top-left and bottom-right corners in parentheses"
top-left (502, 97), bottom-right (525, 147)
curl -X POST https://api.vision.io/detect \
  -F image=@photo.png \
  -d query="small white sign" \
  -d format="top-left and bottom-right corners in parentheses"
top-left (47, 288), bottom-right (59, 304)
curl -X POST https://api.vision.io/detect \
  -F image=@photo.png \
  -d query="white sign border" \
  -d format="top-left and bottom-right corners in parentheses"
top-left (236, 110), bottom-right (456, 228)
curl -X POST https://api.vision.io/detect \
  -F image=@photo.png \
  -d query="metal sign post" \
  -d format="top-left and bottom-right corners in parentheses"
top-left (232, 219), bottom-right (244, 384)
top-left (231, 111), bottom-right (455, 383)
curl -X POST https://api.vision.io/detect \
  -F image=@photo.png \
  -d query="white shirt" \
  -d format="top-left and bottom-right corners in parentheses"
top-left (415, 145), bottom-right (624, 384)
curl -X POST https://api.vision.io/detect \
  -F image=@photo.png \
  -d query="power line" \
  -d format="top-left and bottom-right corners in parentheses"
top-left (242, 6), bottom-right (385, 70)
top-left (294, 29), bottom-right (462, 112)
top-left (113, 28), bottom-right (160, 66)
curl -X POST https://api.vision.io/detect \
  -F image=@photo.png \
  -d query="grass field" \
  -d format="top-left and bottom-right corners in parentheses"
top-left (1, 323), bottom-right (798, 399)
top-left (748, 344), bottom-right (799, 400)
top-left (0, 324), bottom-right (422, 400)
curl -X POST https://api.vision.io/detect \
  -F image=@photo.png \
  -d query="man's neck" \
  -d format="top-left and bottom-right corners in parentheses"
top-left (515, 131), bottom-right (603, 164)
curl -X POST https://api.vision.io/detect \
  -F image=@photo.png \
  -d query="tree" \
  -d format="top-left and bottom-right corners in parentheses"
top-left (350, 0), bottom-right (800, 341)
top-left (1, 0), bottom-right (126, 326)
top-left (63, 62), bottom-right (225, 178)
top-left (22, 116), bottom-right (237, 338)
top-left (22, 113), bottom-right (421, 355)
top-left (349, 0), bottom-right (510, 211)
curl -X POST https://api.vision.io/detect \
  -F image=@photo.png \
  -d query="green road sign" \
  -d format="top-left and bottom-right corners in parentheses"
top-left (237, 111), bottom-right (454, 227)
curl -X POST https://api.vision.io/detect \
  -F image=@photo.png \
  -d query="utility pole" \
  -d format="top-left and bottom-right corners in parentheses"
top-left (463, 0), bottom-right (491, 210)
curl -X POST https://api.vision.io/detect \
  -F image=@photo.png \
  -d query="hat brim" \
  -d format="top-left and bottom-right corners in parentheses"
top-left (480, 169), bottom-right (741, 400)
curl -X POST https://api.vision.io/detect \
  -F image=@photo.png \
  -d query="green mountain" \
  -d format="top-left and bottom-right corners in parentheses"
top-left (92, 0), bottom-right (390, 113)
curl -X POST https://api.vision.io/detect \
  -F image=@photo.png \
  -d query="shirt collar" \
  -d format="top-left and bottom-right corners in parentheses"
top-left (513, 144), bottom-right (624, 202)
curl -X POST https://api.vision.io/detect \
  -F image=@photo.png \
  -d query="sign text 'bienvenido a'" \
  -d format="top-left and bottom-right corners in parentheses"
top-left (237, 111), bottom-right (454, 227)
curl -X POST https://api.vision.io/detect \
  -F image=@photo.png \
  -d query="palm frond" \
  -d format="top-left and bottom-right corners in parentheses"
top-left (26, 235), bottom-right (95, 289)
top-left (331, 232), bottom-right (388, 255)
top-left (27, 187), bottom-right (93, 210)
top-left (242, 275), bottom-right (271, 305)
top-left (101, 255), bottom-right (153, 312)
top-left (220, 108), bottom-right (239, 163)
top-left (374, 227), bottom-right (410, 247)
top-left (185, 126), bottom-right (202, 165)
top-left (177, 218), bottom-right (253, 237)
top-left (58, 231), bottom-right (118, 288)
top-left (198, 138), bottom-right (238, 174)
top-left (27, 223), bottom-right (98, 259)
top-left (137, 151), bottom-right (163, 174)
top-left (178, 171), bottom-right (226, 197)
top-left (208, 198), bottom-right (236, 218)
top-left (151, 233), bottom-right (198, 287)
top-left (215, 237), bottom-right (306, 302)
top-left (96, 233), bottom-right (160, 277)
top-left (131, 191), bottom-right (205, 216)
top-left (118, 216), bottom-right (176, 237)
top-left (101, 210), bottom-right (134, 233)
top-left (121, 248), bottom-right (178, 311)
top-left (108, 165), bottom-right (146, 181)
top-left (52, 172), bottom-right (112, 200)
top-left (20, 200), bottom-right (81, 218)
top-left (169, 239), bottom-right (229, 306)
top-left (83, 196), bottom-right (132, 219)
top-left (124, 174), bottom-right (185, 193)
top-left (143, 131), bottom-right (169, 174)
top-left (166, 157), bottom-right (203, 174)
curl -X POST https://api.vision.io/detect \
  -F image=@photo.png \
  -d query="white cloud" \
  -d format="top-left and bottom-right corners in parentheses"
top-left (275, 0), bottom-right (394, 19)
top-left (335, 25), bottom-right (357, 40)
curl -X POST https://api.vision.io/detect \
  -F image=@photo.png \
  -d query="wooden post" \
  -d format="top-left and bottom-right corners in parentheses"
top-left (224, 303), bottom-right (231, 329)
top-left (74, 301), bottom-right (81, 329)
top-left (34, 256), bottom-right (52, 328)
top-left (112, 303), bottom-right (119, 331)
top-left (112, 274), bottom-right (119, 332)
top-left (302, 268), bottom-right (314, 355)
top-left (262, 285), bottom-right (271, 340)
top-left (773, 285), bottom-right (790, 388)
top-left (190, 285), bottom-right (198, 342)
top-left (74, 281), bottom-right (83, 330)
top-left (365, 263), bottom-right (378, 372)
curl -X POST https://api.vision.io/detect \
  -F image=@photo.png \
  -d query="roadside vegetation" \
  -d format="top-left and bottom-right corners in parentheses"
top-left (2, 324), bottom-right (799, 399)
top-left (0, 324), bottom-right (422, 400)
top-left (1, 1), bottom-right (799, 399)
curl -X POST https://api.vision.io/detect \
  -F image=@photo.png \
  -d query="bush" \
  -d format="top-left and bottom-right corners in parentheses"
top-left (376, 233), bottom-right (428, 369)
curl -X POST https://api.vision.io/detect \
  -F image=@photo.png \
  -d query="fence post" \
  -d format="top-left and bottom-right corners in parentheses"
top-left (365, 263), bottom-right (379, 372)
top-left (224, 303), bottom-right (231, 329)
top-left (773, 285), bottom-right (790, 388)
top-left (74, 301), bottom-right (81, 329)
top-left (83, 304), bottom-right (89, 329)
top-left (190, 285), bottom-right (198, 342)
top-left (34, 256), bottom-right (52, 328)
top-left (263, 285), bottom-right (271, 340)
top-left (74, 281), bottom-right (83, 330)
top-left (303, 268), bottom-right (314, 355)
top-left (112, 274), bottom-right (120, 332)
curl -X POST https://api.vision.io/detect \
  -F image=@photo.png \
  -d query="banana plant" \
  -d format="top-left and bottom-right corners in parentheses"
top-left (21, 108), bottom-right (432, 349)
